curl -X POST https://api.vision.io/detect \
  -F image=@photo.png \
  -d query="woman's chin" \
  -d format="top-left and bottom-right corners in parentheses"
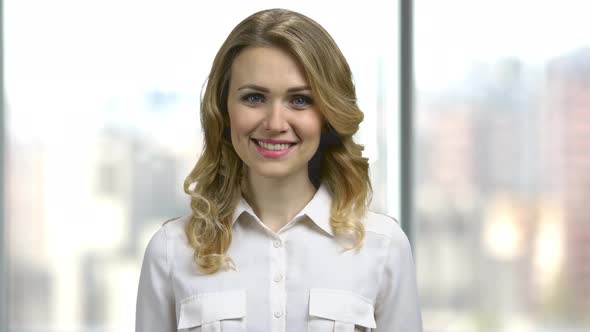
top-left (247, 164), bottom-right (307, 181)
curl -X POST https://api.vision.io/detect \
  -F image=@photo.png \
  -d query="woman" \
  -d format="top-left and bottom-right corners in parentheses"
top-left (136, 8), bottom-right (422, 332)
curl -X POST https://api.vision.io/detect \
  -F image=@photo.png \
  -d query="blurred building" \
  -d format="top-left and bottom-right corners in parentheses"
top-left (6, 141), bottom-right (51, 325)
top-left (80, 92), bottom-right (192, 327)
top-left (82, 125), bottom-right (188, 326)
top-left (417, 48), bottom-right (590, 330)
top-left (545, 47), bottom-right (590, 314)
top-left (6, 91), bottom-right (194, 330)
top-left (416, 57), bottom-right (556, 324)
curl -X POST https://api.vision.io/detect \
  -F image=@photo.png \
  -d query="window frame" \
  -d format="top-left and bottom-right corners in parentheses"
top-left (1, 0), bottom-right (9, 330)
top-left (399, 0), bottom-right (415, 250)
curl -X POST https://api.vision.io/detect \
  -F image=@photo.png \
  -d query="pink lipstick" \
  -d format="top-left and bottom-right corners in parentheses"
top-left (252, 139), bottom-right (297, 159)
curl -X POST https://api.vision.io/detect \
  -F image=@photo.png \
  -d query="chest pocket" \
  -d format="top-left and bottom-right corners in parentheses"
top-left (177, 290), bottom-right (246, 332)
top-left (308, 289), bottom-right (376, 332)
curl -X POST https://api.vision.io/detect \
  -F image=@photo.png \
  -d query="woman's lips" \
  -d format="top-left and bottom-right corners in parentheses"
top-left (251, 138), bottom-right (297, 159)
top-left (253, 138), bottom-right (297, 144)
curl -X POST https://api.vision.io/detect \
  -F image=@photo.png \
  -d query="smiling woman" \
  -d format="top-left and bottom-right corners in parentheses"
top-left (227, 47), bottom-right (323, 185)
top-left (136, 8), bottom-right (422, 332)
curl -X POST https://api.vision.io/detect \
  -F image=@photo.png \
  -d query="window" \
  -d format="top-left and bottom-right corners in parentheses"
top-left (2, 1), bottom-right (399, 330)
top-left (414, 1), bottom-right (590, 330)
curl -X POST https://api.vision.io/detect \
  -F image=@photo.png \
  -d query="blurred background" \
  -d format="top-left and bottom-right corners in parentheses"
top-left (0, 0), bottom-right (588, 331)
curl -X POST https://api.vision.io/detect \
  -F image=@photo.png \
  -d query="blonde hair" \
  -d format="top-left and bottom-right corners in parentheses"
top-left (183, 8), bottom-right (372, 274)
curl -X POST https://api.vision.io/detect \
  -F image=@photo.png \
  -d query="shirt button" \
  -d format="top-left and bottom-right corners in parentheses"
top-left (273, 240), bottom-right (282, 248)
top-left (273, 274), bottom-right (283, 283)
top-left (274, 311), bottom-right (282, 318)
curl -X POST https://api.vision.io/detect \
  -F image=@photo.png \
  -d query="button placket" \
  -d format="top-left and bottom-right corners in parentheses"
top-left (273, 273), bottom-right (283, 283)
top-left (270, 234), bottom-right (287, 332)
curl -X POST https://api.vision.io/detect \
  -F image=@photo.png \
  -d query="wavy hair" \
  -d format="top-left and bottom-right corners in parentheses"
top-left (183, 8), bottom-right (372, 274)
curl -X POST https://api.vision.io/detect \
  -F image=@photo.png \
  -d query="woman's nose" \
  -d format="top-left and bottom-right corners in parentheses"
top-left (263, 102), bottom-right (288, 132)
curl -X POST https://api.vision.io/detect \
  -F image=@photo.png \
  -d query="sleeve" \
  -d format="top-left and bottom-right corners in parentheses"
top-left (374, 225), bottom-right (423, 332)
top-left (135, 227), bottom-right (176, 332)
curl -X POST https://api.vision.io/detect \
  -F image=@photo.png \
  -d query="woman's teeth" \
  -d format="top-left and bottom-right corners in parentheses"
top-left (255, 140), bottom-right (294, 151)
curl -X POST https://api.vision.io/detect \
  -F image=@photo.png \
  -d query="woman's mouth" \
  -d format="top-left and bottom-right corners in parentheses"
top-left (252, 139), bottom-right (296, 150)
top-left (251, 139), bottom-right (297, 158)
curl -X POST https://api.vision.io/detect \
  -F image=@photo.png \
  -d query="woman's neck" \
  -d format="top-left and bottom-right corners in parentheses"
top-left (242, 169), bottom-right (317, 233)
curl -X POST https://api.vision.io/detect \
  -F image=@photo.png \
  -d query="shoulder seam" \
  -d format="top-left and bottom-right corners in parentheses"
top-left (363, 210), bottom-right (400, 238)
top-left (367, 210), bottom-right (399, 224)
top-left (163, 216), bottom-right (182, 226)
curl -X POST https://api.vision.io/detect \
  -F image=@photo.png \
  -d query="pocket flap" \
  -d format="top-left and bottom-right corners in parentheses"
top-left (309, 289), bottom-right (376, 328)
top-left (178, 290), bottom-right (246, 329)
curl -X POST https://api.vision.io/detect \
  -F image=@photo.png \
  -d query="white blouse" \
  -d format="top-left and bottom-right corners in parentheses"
top-left (135, 183), bottom-right (423, 332)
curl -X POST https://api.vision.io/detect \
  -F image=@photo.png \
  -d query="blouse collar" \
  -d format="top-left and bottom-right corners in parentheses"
top-left (231, 182), bottom-right (334, 236)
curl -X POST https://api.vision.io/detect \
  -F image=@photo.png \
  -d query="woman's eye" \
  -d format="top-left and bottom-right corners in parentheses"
top-left (292, 95), bottom-right (313, 107)
top-left (242, 93), bottom-right (264, 104)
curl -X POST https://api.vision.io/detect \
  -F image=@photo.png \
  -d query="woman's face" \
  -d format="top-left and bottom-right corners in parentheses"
top-left (227, 46), bottom-right (323, 181)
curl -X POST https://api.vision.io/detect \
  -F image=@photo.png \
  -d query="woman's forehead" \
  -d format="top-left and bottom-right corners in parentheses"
top-left (229, 47), bottom-right (310, 90)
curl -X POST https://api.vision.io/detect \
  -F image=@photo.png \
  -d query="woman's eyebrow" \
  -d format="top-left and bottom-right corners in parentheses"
top-left (237, 84), bottom-right (311, 93)
top-left (286, 85), bottom-right (311, 93)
